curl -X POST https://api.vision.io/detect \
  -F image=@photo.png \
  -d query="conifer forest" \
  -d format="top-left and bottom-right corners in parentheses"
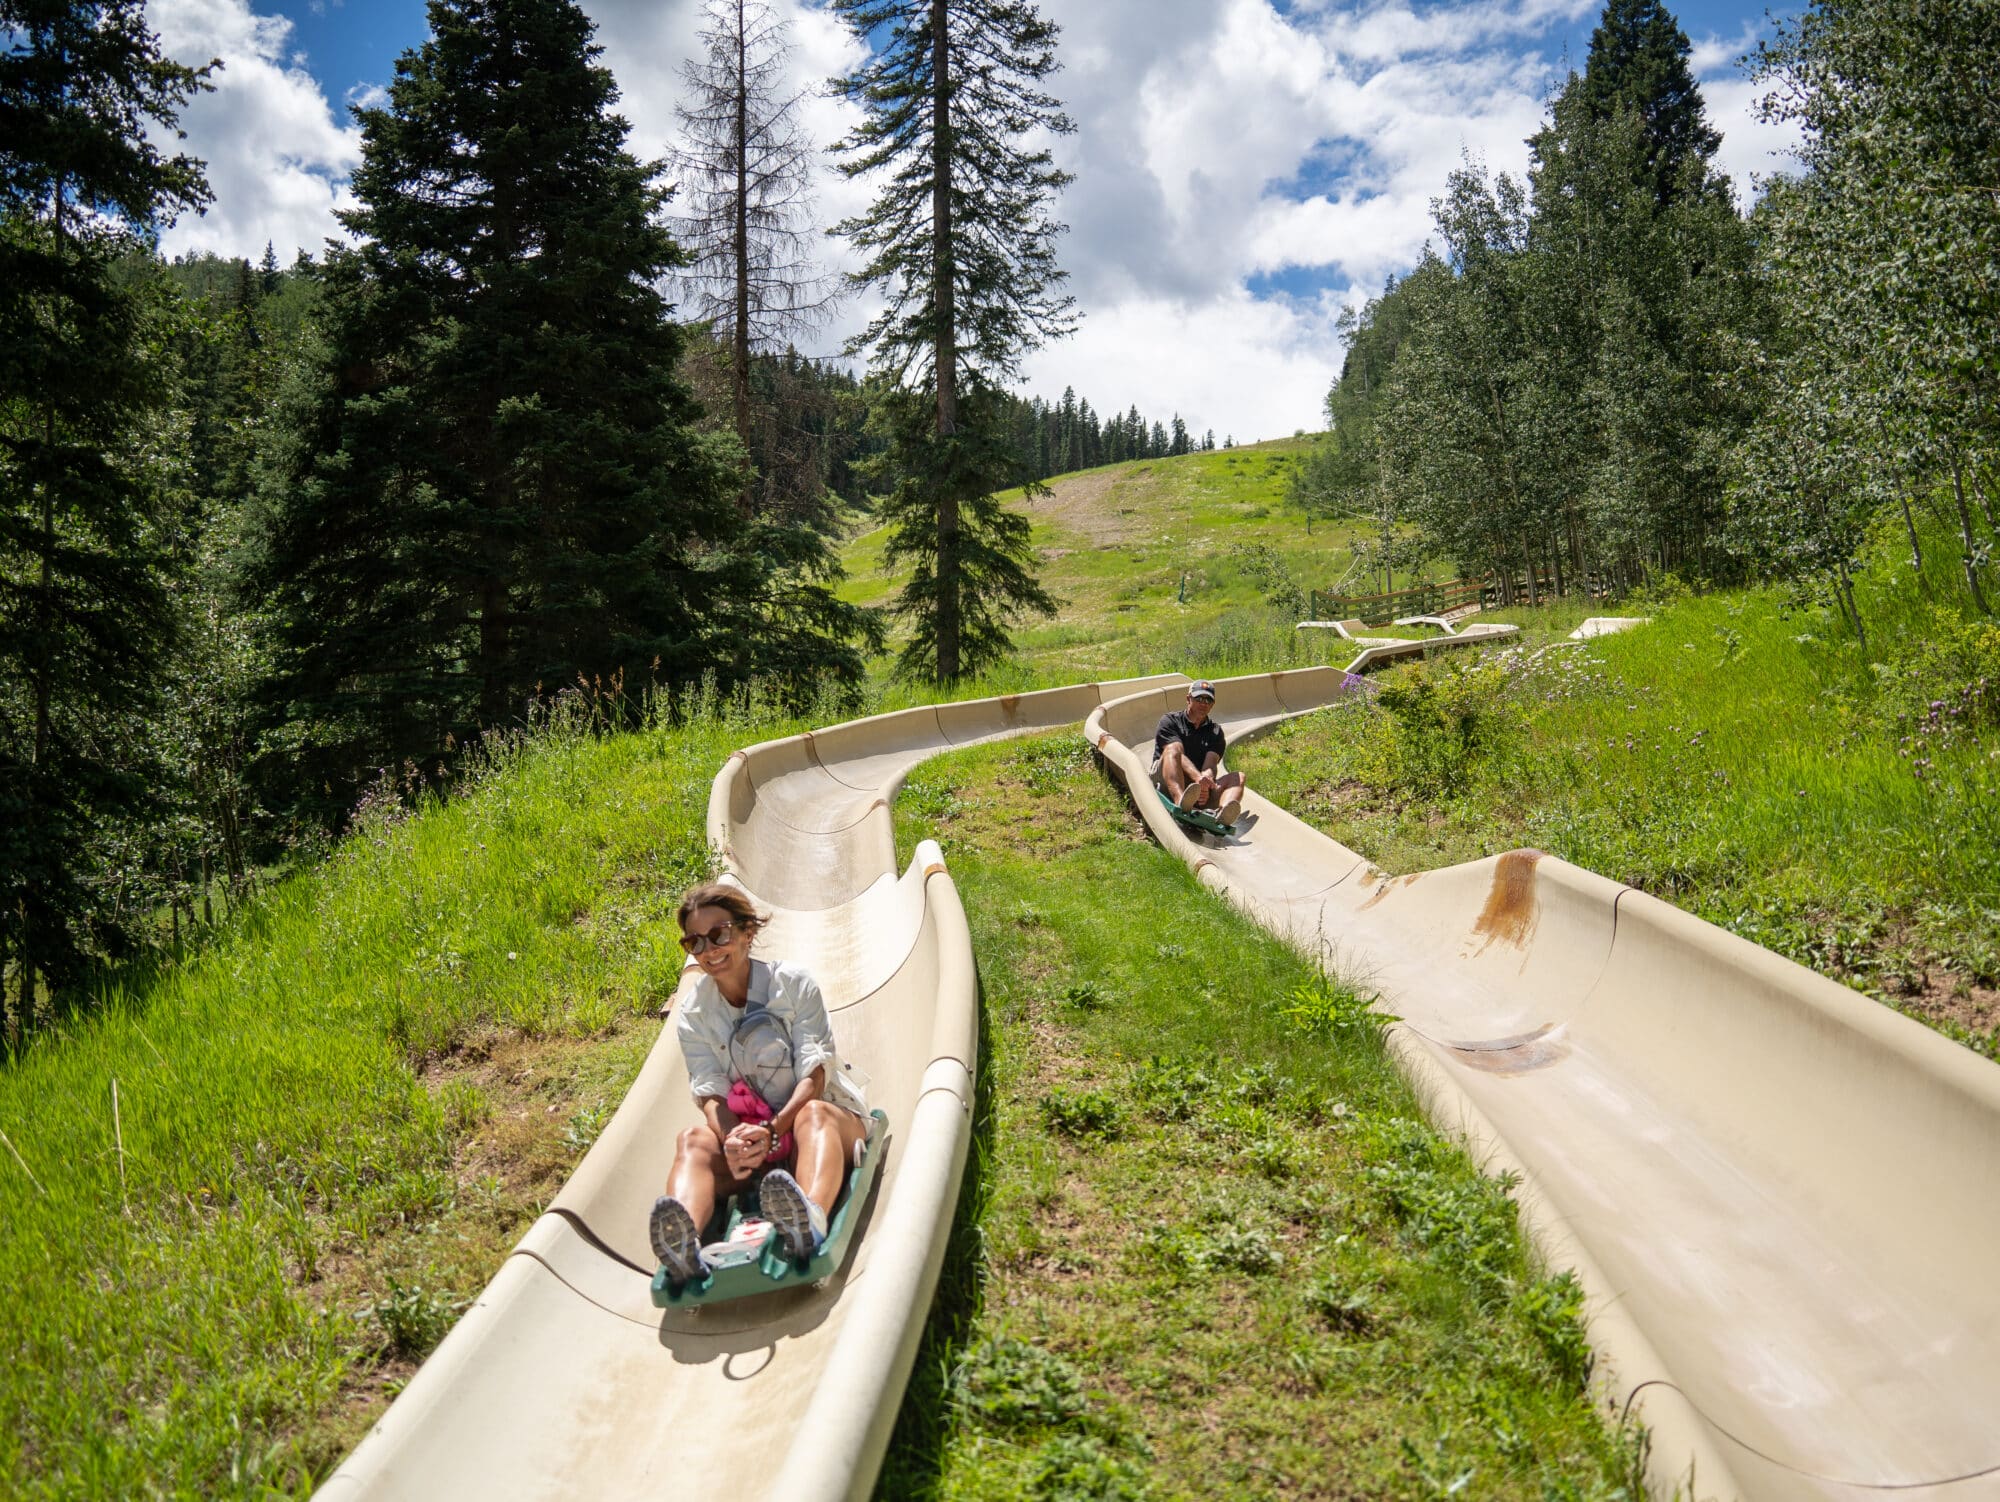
top-left (3, 0), bottom-right (1998, 1048)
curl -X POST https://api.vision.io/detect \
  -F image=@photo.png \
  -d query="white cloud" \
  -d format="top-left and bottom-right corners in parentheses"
top-left (1013, 0), bottom-right (1587, 436)
top-left (1688, 19), bottom-right (1765, 76)
top-left (149, 0), bottom-right (361, 262)
top-left (147, 0), bottom-right (1800, 440)
top-left (1019, 286), bottom-right (1342, 442)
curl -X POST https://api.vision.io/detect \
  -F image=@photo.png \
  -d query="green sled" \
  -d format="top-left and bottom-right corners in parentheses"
top-left (1154, 786), bottom-right (1233, 837)
top-left (650, 1108), bottom-right (888, 1308)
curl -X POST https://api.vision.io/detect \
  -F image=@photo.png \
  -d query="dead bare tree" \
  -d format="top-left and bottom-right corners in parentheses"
top-left (671, 0), bottom-right (839, 510)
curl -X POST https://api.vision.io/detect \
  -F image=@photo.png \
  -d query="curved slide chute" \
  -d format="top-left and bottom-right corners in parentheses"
top-left (1090, 671), bottom-right (2000, 1502)
top-left (314, 676), bottom-right (1183, 1502)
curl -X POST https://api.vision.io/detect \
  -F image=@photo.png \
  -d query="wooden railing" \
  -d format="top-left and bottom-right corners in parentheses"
top-left (1309, 577), bottom-right (1485, 625)
top-left (1311, 570), bottom-right (1611, 625)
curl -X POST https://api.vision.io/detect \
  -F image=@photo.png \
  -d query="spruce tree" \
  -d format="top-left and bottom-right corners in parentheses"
top-left (1572, 0), bottom-right (1722, 205)
top-left (254, 0), bottom-right (827, 815)
top-left (0, 0), bottom-right (211, 1032)
top-left (829, 0), bottom-right (1074, 682)
top-left (1513, 0), bottom-right (1752, 588)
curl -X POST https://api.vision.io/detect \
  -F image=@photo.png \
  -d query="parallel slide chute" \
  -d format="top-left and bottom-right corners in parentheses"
top-left (314, 676), bottom-right (1183, 1502)
top-left (1090, 670), bottom-right (2000, 1502)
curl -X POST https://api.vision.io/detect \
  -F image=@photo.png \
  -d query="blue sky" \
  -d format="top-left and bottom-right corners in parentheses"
top-left (271, 0), bottom-right (425, 104)
top-left (150, 0), bottom-right (1799, 441)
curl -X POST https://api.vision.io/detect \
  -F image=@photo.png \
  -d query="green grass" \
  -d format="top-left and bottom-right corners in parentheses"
top-left (1233, 559), bottom-right (2000, 1059)
top-left (876, 734), bottom-right (1646, 1500)
top-left (0, 696), bottom-right (791, 1498)
top-left (839, 440), bottom-right (1410, 682)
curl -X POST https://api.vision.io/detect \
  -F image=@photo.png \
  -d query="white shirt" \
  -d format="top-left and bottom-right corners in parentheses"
top-left (675, 958), bottom-right (866, 1115)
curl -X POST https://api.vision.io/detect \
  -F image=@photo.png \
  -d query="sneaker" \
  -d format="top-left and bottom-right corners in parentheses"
top-left (1176, 780), bottom-right (1201, 812)
top-left (758, 1169), bottom-right (827, 1262)
top-left (649, 1195), bottom-right (703, 1284)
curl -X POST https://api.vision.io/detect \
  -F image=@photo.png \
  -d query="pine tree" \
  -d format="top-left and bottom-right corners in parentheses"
top-left (1572, 0), bottom-right (1721, 206)
top-left (254, 0), bottom-right (839, 815)
top-left (830, 0), bottom-right (1074, 682)
top-left (672, 0), bottom-right (837, 509)
top-left (0, 0), bottom-right (212, 1031)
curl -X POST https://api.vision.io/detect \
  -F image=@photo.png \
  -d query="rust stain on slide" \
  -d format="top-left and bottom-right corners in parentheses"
top-left (1444, 1023), bottom-right (1568, 1075)
top-left (999, 694), bottom-right (1021, 723)
top-left (1472, 848), bottom-right (1543, 953)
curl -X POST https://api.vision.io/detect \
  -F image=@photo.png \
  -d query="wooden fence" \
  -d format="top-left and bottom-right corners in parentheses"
top-left (1311, 570), bottom-right (1611, 626)
top-left (1308, 576), bottom-right (1485, 625)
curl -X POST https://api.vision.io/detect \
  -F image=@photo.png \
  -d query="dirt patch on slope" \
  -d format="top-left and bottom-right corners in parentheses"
top-left (1034, 464), bottom-right (1167, 547)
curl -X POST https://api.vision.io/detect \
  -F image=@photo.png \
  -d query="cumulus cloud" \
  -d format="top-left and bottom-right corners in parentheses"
top-left (149, 0), bottom-right (361, 261)
top-left (1019, 287), bottom-right (1345, 441)
top-left (147, 0), bottom-right (1799, 440)
top-left (1026, 0), bottom-right (1592, 437)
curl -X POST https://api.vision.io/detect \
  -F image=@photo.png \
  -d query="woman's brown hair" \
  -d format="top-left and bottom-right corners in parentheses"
top-left (677, 882), bottom-right (768, 935)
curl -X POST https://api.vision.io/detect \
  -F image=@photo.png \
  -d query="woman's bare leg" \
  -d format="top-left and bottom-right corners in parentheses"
top-left (790, 1100), bottom-right (869, 1213)
top-left (665, 1125), bottom-right (740, 1232)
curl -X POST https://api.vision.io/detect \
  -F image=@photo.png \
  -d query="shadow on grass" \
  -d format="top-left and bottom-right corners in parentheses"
top-left (871, 970), bottom-right (998, 1500)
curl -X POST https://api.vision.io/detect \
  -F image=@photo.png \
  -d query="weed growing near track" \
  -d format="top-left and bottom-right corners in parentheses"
top-left (879, 732), bottom-right (1646, 1500)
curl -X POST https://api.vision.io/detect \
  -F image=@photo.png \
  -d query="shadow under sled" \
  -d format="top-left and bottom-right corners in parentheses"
top-left (652, 1109), bottom-right (889, 1307)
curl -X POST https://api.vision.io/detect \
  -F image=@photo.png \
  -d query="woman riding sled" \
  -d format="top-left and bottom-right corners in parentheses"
top-left (648, 883), bottom-right (869, 1284)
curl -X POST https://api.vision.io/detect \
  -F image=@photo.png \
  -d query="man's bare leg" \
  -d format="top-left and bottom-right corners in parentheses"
top-left (1160, 743), bottom-right (1203, 810)
top-left (1216, 771), bottom-right (1246, 826)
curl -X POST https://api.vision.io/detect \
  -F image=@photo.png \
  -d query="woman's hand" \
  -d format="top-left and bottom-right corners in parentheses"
top-left (722, 1121), bottom-right (776, 1178)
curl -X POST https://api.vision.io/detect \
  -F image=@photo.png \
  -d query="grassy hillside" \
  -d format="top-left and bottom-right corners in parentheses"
top-left (1235, 579), bottom-right (2000, 1057)
top-left (843, 452), bottom-right (1999, 1059)
top-left (878, 734), bottom-right (1642, 1499)
top-left (10, 442), bottom-right (1992, 1494)
top-left (0, 691), bottom-right (1642, 1499)
top-left (841, 439), bottom-right (1398, 681)
top-left (0, 700), bottom-right (766, 1497)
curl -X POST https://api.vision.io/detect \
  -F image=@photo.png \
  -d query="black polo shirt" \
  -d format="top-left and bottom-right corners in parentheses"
top-left (1153, 709), bottom-right (1225, 770)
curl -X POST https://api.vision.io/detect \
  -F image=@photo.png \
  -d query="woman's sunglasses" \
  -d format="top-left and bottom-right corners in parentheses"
top-left (680, 921), bottom-right (740, 956)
